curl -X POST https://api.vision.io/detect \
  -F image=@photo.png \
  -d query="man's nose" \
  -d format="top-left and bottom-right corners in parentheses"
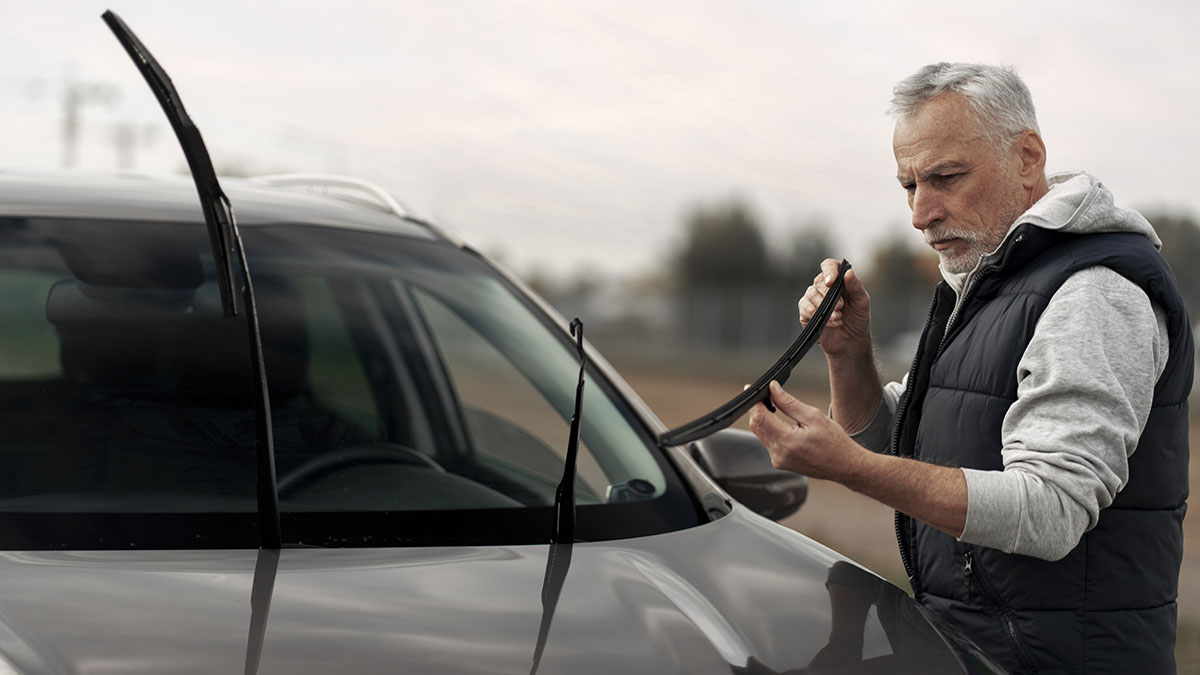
top-left (910, 186), bottom-right (943, 231)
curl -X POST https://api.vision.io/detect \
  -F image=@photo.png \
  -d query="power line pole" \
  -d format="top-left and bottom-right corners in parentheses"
top-left (112, 121), bottom-right (158, 171)
top-left (61, 78), bottom-right (118, 168)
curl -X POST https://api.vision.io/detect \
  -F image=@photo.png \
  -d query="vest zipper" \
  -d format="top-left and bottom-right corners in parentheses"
top-left (965, 552), bottom-right (1040, 674)
top-left (891, 294), bottom-right (939, 591)
top-left (939, 230), bottom-right (1028, 351)
top-left (963, 552), bottom-right (971, 601)
top-left (892, 232), bottom-right (1030, 593)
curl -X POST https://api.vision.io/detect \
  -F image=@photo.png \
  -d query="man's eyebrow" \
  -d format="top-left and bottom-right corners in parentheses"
top-left (898, 161), bottom-right (968, 184)
top-left (920, 161), bottom-right (967, 179)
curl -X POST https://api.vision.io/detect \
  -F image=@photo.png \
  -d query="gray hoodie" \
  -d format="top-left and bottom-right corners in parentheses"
top-left (852, 171), bottom-right (1170, 561)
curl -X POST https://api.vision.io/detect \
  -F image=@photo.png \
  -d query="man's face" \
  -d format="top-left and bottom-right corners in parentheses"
top-left (893, 93), bottom-right (1028, 274)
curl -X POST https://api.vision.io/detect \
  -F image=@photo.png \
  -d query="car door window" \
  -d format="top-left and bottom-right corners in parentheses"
top-left (412, 288), bottom-right (607, 503)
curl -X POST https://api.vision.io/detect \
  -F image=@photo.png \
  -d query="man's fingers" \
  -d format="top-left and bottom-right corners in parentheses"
top-left (819, 258), bottom-right (842, 285)
top-left (768, 381), bottom-right (822, 423)
top-left (748, 399), bottom-right (795, 441)
top-left (798, 281), bottom-right (831, 324)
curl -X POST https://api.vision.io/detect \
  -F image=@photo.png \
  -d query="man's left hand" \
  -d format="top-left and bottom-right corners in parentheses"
top-left (749, 381), bottom-right (968, 538)
top-left (748, 381), bottom-right (871, 482)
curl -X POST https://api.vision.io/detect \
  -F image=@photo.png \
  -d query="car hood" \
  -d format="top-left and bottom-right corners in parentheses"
top-left (0, 510), bottom-right (979, 674)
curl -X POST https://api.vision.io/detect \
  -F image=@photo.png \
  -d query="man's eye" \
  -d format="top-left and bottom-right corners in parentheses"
top-left (934, 173), bottom-right (962, 184)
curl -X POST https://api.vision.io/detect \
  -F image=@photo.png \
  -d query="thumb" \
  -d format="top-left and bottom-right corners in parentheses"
top-left (841, 267), bottom-right (868, 302)
top-left (768, 381), bottom-right (822, 424)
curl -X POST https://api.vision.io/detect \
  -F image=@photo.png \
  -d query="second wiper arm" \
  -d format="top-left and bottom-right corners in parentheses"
top-left (658, 259), bottom-right (850, 447)
top-left (552, 319), bottom-right (588, 544)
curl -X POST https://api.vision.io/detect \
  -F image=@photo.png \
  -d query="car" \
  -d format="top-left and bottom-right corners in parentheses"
top-left (0, 11), bottom-right (1007, 674)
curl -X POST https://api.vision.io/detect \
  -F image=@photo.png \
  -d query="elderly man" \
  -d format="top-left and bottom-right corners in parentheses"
top-left (749, 62), bottom-right (1192, 673)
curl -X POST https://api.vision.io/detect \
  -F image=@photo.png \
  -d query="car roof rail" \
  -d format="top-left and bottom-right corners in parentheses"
top-left (248, 173), bottom-right (466, 246)
top-left (250, 173), bottom-right (412, 217)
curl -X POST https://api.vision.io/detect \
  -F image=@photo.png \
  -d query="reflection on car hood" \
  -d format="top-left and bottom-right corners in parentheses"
top-left (0, 510), bottom-right (976, 674)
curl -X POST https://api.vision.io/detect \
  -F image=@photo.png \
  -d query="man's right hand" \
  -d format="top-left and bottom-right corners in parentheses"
top-left (798, 258), bottom-right (872, 358)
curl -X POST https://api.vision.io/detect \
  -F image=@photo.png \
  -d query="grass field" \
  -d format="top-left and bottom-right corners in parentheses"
top-left (616, 365), bottom-right (1200, 672)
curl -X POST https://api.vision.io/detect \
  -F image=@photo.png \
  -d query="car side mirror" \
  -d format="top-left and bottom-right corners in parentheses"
top-left (689, 429), bottom-right (807, 521)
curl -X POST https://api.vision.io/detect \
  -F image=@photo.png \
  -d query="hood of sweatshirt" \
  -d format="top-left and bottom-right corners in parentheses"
top-left (943, 171), bottom-right (1160, 293)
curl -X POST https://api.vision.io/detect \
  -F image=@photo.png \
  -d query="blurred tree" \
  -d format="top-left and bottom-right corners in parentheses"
top-left (673, 197), bottom-right (772, 288)
top-left (1144, 210), bottom-right (1200, 314)
top-left (774, 217), bottom-right (836, 292)
top-left (863, 233), bottom-right (940, 351)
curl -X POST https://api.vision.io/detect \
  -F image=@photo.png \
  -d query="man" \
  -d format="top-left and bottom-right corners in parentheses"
top-left (748, 62), bottom-right (1192, 673)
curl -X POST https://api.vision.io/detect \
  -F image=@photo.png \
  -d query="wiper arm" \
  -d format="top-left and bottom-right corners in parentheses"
top-left (102, 10), bottom-right (282, 549)
top-left (100, 10), bottom-right (237, 317)
top-left (658, 259), bottom-right (850, 447)
top-left (552, 318), bottom-right (587, 544)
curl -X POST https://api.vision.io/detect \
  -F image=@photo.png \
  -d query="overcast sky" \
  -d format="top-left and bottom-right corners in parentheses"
top-left (2, 0), bottom-right (1198, 279)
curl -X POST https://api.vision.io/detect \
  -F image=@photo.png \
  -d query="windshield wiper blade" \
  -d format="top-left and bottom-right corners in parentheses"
top-left (657, 259), bottom-right (850, 447)
top-left (552, 318), bottom-right (587, 544)
top-left (100, 10), bottom-right (237, 317)
top-left (102, 10), bottom-right (282, 549)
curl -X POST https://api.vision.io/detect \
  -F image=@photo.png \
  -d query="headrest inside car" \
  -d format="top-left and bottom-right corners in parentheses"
top-left (50, 274), bottom-right (311, 406)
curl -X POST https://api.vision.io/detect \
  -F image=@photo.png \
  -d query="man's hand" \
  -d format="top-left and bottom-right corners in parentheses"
top-left (799, 258), bottom-right (872, 359)
top-left (748, 381), bottom-right (870, 482)
top-left (797, 259), bottom-right (882, 434)
top-left (749, 381), bottom-right (968, 538)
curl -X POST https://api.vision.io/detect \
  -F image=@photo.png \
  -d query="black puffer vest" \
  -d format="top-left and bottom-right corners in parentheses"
top-left (893, 225), bottom-right (1193, 674)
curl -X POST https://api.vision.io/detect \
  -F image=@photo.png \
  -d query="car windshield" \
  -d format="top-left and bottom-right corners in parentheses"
top-left (0, 216), bottom-right (699, 548)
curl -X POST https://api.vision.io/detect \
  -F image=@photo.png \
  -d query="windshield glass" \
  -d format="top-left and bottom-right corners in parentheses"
top-left (0, 216), bottom-right (699, 548)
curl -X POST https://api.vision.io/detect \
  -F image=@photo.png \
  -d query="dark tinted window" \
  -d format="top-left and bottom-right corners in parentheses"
top-left (0, 215), bottom-right (699, 548)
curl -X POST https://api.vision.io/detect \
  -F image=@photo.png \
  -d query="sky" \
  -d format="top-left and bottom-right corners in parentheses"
top-left (2, 0), bottom-right (1198, 280)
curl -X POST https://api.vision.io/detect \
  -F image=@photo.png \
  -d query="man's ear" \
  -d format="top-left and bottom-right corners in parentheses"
top-left (1014, 130), bottom-right (1047, 188)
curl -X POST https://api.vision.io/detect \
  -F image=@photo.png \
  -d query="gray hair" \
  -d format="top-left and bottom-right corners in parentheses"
top-left (889, 62), bottom-right (1040, 150)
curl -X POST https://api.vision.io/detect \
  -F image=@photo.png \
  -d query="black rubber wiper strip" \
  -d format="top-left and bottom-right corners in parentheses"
top-left (101, 10), bottom-right (283, 549)
top-left (657, 259), bottom-right (851, 447)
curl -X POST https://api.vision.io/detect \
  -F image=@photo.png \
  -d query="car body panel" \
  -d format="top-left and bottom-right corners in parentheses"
top-left (0, 508), bottom-right (969, 674)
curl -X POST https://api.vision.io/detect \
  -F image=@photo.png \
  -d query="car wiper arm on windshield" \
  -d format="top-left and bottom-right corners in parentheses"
top-left (552, 318), bottom-right (588, 544)
top-left (102, 10), bottom-right (283, 549)
top-left (657, 259), bottom-right (851, 447)
top-left (533, 319), bottom-right (586, 671)
top-left (100, 11), bottom-right (238, 317)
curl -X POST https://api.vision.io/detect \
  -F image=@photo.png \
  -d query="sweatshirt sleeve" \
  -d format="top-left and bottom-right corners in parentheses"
top-left (957, 266), bottom-right (1169, 561)
top-left (847, 378), bottom-right (906, 453)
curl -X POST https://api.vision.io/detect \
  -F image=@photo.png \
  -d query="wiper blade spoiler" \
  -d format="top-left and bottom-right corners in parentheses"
top-left (657, 259), bottom-right (850, 447)
top-left (100, 10), bottom-right (238, 317)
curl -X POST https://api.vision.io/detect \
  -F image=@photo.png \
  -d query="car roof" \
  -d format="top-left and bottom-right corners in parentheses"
top-left (0, 172), bottom-right (441, 241)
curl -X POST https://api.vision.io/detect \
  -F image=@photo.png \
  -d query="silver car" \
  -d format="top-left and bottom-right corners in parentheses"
top-left (0, 11), bottom-right (1005, 674)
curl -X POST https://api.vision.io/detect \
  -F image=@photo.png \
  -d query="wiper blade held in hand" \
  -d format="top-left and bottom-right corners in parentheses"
top-left (657, 259), bottom-right (850, 447)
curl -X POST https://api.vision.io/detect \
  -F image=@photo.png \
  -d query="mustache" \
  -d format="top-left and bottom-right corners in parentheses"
top-left (923, 226), bottom-right (975, 246)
